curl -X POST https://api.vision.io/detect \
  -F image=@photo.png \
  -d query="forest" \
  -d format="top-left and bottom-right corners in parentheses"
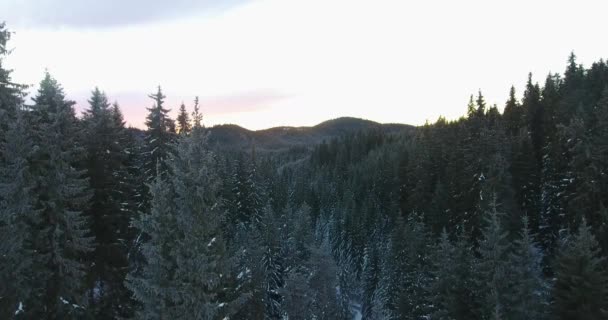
top-left (1, 22), bottom-right (607, 319)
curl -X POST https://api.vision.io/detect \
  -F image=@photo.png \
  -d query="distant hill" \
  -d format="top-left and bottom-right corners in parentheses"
top-left (206, 117), bottom-right (414, 152)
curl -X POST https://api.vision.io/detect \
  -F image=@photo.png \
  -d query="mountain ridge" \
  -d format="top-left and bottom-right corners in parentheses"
top-left (206, 117), bottom-right (414, 152)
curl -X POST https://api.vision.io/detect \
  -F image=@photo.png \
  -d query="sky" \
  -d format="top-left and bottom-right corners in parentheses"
top-left (2, 0), bottom-right (608, 130)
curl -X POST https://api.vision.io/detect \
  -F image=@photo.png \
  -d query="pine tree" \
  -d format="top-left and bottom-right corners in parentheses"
top-left (385, 214), bottom-right (431, 318)
top-left (503, 86), bottom-right (524, 136)
top-left (475, 197), bottom-right (512, 319)
top-left (228, 155), bottom-right (264, 229)
top-left (27, 72), bottom-right (93, 318)
top-left (361, 238), bottom-right (381, 319)
top-left (591, 88), bottom-right (608, 251)
top-left (0, 22), bottom-right (26, 136)
top-left (0, 112), bottom-right (37, 318)
top-left (508, 216), bottom-right (549, 320)
top-left (81, 89), bottom-right (134, 319)
top-left (523, 73), bottom-right (544, 167)
top-left (552, 219), bottom-right (608, 320)
top-left (191, 96), bottom-right (203, 129)
top-left (427, 228), bottom-right (476, 320)
top-left (558, 52), bottom-right (586, 123)
top-left (259, 204), bottom-right (283, 319)
top-left (127, 127), bottom-right (235, 319)
top-left (0, 24), bottom-right (30, 317)
top-left (510, 131), bottom-right (541, 232)
top-left (427, 179), bottom-right (450, 235)
top-left (143, 86), bottom-right (174, 180)
top-left (125, 172), bottom-right (175, 319)
top-left (176, 102), bottom-right (191, 134)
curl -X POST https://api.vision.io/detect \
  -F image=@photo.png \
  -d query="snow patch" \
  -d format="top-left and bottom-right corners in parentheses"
top-left (14, 302), bottom-right (24, 315)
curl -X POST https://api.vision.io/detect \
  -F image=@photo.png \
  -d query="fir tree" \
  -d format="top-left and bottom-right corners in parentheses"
top-left (503, 86), bottom-right (524, 136)
top-left (143, 86), bottom-right (174, 180)
top-left (508, 216), bottom-right (549, 320)
top-left (127, 127), bottom-right (235, 319)
top-left (81, 89), bottom-right (134, 319)
top-left (0, 112), bottom-right (37, 318)
top-left (427, 228), bottom-right (476, 320)
top-left (27, 72), bottom-right (93, 318)
top-left (523, 73), bottom-right (544, 167)
top-left (475, 198), bottom-right (511, 319)
top-left (0, 22), bottom-right (26, 135)
top-left (192, 96), bottom-right (203, 129)
top-left (553, 219), bottom-right (608, 320)
top-left (176, 102), bottom-right (191, 134)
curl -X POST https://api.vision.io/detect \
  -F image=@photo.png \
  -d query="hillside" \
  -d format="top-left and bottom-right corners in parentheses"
top-left (206, 117), bottom-right (414, 152)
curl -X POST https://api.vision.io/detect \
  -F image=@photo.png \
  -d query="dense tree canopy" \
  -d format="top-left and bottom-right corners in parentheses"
top-left (1, 20), bottom-right (607, 319)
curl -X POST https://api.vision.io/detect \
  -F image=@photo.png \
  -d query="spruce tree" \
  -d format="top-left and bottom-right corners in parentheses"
top-left (0, 112), bottom-right (37, 318)
top-left (523, 73), bottom-right (544, 167)
top-left (0, 22), bottom-right (26, 135)
top-left (143, 86), bottom-right (174, 180)
top-left (508, 216), bottom-right (549, 320)
top-left (81, 89), bottom-right (134, 319)
top-left (27, 72), bottom-right (93, 318)
top-left (176, 102), bottom-right (191, 134)
top-left (191, 96), bottom-right (203, 129)
top-left (592, 88), bottom-right (608, 250)
top-left (427, 229), bottom-right (476, 320)
top-left (127, 127), bottom-right (235, 319)
top-left (475, 198), bottom-right (512, 319)
top-left (503, 86), bottom-right (524, 136)
top-left (0, 23), bottom-right (30, 318)
top-left (259, 204), bottom-right (283, 319)
top-left (553, 219), bottom-right (608, 320)
top-left (361, 238), bottom-right (382, 319)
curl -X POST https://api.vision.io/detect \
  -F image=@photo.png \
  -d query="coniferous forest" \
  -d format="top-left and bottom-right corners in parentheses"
top-left (1, 22), bottom-right (608, 319)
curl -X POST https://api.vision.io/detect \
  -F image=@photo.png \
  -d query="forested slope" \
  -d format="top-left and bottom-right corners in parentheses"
top-left (1, 21), bottom-right (607, 319)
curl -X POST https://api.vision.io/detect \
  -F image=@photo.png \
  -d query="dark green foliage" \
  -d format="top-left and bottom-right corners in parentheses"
top-left (553, 219), bottom-right (608, 319)
top-left (0, 112), bottom-right (37, 318)
top-left (191, 96), bottom-right (203, 129)
top-left (427, 229), bottom-right (476, 320)
top-left (0, 22), bottom-right (26, 135)
top-left (127, 128), bottom-right (235, 319)
top-left (474, 199), bottom-right (512, 319)
top-left (27, 72), bottom-right (94, 318)
top-left (143, 86), bottom-right (175, 180)
top-left (508, 216), bottom-right (549, 320)
top-left (81, 90), bottom-right (135, 318)
top-left (2, 25), bottom-right (608, 320)
top-left (176, 102), bottom-right (191, 134)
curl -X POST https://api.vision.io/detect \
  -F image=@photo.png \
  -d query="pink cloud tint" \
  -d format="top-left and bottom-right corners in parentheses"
top-left (72, 89), bottom-right (288, 129)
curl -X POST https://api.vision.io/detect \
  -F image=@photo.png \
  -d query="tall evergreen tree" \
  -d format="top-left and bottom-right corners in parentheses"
top-left (523, 73), bottom-right (544, 167)
top-left (428, 228), bottom-right (477, 320)
top-left (27, 72), bottom-right (93, 318)
top-left (503, 86), bottom-right (524, 136)
top-left (143, 86), bottom-right (174, 180)
top-left (553, 219), bottom-right (608, 320)
top-left (474, 198), bottom-right (512, 319)
top-left (176, 102), bottom-right (191, 134)
top-left (127, 127), bottom-right (235, 319)
top-left (0, 22), bottom-right (25, 135)
top-left (191, 96), bottom-right (203, 129)
top-left (508, 216), bottom-right (549, 320)
top-left (0, 111), bottom-right (37, 318)
top-left (81, 89), bottom-right (134, 319)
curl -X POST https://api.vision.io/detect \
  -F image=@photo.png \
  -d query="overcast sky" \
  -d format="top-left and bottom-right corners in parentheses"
top-left (3, 0), bottom-right (608, 130)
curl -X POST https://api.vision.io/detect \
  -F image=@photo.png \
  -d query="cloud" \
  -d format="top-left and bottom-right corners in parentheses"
top-left (198, 90), bottom-right (289, 114)
top-left (0, 0), bottom-right (247, 28)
